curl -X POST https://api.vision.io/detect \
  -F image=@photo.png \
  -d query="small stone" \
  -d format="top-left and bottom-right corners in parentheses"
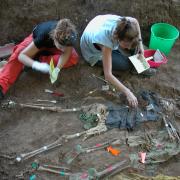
top-left (16, 156), bottom-right (21, 162)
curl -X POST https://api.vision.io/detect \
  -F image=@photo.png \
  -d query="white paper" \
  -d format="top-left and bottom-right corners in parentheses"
top-left (129, 54), bottom-right (150, 74)
top-left (153, 49), bottom-right (164, 62)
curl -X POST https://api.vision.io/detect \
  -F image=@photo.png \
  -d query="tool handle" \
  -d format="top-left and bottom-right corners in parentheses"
top-left (45, 89), bottom-right (53, 93)
top-left (45, 89), bottom-right (64, 97)
top-left (52, 92), bottom-right (64, 97)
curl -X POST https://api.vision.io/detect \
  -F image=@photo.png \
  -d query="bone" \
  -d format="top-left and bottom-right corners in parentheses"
top-left (37, 99), bottom-right (57, 104)
top-left (16, 139), bottom-right (62, 162)
top-left (15, 132), bottom-right (87, 162)
top-left (19, 103), bottom-right (81, 112)
top-left (163, 116), bottom-right (175, 141)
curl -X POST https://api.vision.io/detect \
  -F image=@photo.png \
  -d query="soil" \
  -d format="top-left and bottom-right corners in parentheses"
top-left (0, 0), bottom-right (180, 179)
top-left (0, 41), bottom-right (179, 179)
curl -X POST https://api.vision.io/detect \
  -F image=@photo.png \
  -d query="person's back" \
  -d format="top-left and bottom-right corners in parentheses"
top-left (81, 14), bottom-right (121, 66)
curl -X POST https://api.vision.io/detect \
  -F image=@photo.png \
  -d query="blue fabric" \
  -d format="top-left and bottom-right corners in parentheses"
top-left (96, 50), bottom-right (133, 71)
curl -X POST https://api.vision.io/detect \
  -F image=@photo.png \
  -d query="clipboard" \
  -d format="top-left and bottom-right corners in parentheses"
top-left (129, 54), bottom-right (150, 74)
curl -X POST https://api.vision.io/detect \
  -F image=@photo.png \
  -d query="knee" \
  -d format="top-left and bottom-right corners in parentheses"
top-left (71, 48), bottom-right (79, 64)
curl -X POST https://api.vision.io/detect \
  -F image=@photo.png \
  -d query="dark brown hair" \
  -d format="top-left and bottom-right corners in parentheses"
top-left (50, 18), bottom-right (77, 46)
top-left (114, 17), bottom-right (139, 48)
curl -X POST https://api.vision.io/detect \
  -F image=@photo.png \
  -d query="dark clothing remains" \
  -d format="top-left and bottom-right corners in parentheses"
top-left (105, 91), bottom-right (161, 131)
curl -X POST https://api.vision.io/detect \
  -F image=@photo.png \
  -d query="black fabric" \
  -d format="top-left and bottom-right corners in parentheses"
top-left (105, 91), bottom-right (161, 130)
top-left (96, 50), bottom-right (133, 71)
top-left (106, 107), bottom-right (141, 131)
top-left (140, 90), bottom-right (161, 121)
top-left (33, 21), bottom-right (57, 49)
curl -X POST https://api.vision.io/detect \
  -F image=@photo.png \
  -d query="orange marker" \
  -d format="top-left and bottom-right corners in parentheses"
top-left (107, 146), bottom-right (120, 156)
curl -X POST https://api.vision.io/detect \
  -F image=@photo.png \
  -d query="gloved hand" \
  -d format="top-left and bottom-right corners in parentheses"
top-left (32, 61), bottom-right (50, 74)
top-left (50, 67), bottom-right (60, 84)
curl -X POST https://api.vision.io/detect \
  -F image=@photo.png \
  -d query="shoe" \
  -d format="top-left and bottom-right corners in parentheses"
top-left (0, 86), bottom-right (4, 100)
top-left (141, 68), bottom-right (157, 77)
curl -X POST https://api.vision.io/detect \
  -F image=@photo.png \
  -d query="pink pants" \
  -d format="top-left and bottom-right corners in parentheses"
top-left (0, 34), bottom-right (79, 94)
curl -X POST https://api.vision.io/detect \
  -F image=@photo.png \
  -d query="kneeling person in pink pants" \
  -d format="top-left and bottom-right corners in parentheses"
top-left (0, 19), bottom-right (79, 99)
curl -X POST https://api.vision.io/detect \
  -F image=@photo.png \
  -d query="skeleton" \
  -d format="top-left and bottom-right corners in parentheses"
top-left (2, 103), bottom-right (108, 162)
top-left (2, 101), bottom-right (108, 140)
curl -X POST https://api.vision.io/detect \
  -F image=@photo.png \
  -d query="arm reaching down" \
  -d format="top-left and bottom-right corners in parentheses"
top-left (18, 42), bottom-right (50, 73)
top-left (50, 46), bottom-right (73, 83)
top-left (102, 46), bottom-right (138, 107)
top-left (56, 46), bottom-right (73, 69)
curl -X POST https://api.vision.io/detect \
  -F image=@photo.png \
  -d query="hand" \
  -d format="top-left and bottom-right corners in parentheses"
top-left (50, 67), bottom-right (60, 84)
top-left (125, 89), bottom-right (138, 108)
top-left (32, 61), bottom-right (50, 74)
top-left (138, 43), bottom-right (144, 56)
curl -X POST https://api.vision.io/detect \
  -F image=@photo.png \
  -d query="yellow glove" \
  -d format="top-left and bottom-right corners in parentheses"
top-left (49, 58), bottom-right (60, 84)
top-left (51, 67), bottom-right (60, 84)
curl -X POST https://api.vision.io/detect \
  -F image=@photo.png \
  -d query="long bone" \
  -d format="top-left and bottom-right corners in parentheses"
top-left (2, 100), bottom-right (81, 112)
top-left (16, 140), bottom-right (62, 162)
top-left (15, 132), bottom-right (87, 162)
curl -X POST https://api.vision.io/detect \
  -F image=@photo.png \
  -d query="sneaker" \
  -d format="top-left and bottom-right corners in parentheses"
top-left (131, 68), bottom-right (157, 77)
top-left (0, 86), bottom-right (4, 100)
top-left (141, 68), bottom-right (157, 77)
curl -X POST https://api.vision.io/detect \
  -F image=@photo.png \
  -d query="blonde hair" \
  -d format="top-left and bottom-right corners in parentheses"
top-left (50, 18), bottom-right (77, 46)
top-left (114, 17), bottom-right (139, 49)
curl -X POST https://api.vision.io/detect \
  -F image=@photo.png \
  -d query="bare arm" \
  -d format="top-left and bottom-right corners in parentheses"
top-left (56, 46), bottom-right (73, 69)
top-left (18, 42), bottom-right (40, 67)
top-left (102, 46), bottom-right (138, 107)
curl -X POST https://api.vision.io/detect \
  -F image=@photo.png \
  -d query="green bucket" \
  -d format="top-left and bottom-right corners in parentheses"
top-left (149, 23), bottom-right (179, 55)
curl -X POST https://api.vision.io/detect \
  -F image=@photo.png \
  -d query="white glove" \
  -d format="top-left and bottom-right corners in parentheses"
top-left (32, 61), bottom-right (50, 74)
top-left (50, 67), bottom-right (60, 84)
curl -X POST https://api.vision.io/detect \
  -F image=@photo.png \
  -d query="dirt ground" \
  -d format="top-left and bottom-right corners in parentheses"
top-left (0, 38), bottom-right (179, 179)
top-left (0, 1), bottom-right (180, 179)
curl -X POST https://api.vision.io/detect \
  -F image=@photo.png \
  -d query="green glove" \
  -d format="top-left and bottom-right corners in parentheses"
top-left (50, 67), bottom-right (60, 84)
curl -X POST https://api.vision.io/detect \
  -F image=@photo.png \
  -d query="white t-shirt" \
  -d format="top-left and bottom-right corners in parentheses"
top-left (80, 14), bottom-right (122, 66)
